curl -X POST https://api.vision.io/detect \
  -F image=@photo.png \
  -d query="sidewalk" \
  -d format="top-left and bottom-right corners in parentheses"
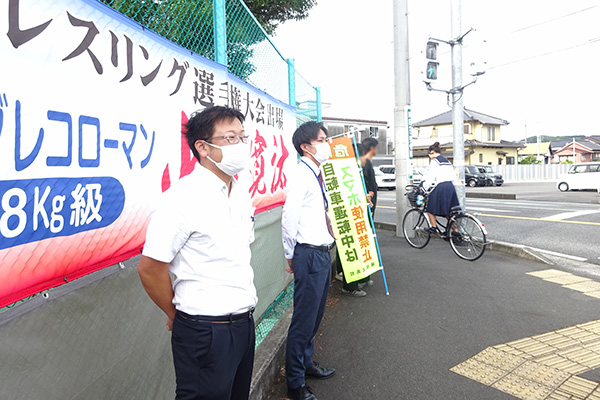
top-left (258, 228), bottom-right (600, 399)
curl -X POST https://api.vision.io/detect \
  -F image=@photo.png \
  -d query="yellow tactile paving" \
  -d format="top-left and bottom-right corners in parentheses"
top-left (542, 275), bottom-right (591, 285)
top-left (526, 269), bottom-right (574, 279)
top-left (556, 376), bottom-right (599, 398)
top-left (564, 281), bottom-right (600, 293)
top-left (584, 290), bottom-right (600, 299)
top-left (451, 270), bottom-right (600, 399)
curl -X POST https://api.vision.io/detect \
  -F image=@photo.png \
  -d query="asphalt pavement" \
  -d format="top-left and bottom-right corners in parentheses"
top-left (267, 229), bottom-right (600, 399)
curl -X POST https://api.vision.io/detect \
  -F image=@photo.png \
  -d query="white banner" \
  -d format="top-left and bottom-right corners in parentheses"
top-left (0, 0), bottom-right (296, 306)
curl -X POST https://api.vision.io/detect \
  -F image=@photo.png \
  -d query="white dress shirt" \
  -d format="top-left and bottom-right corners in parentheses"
top-left (142, 165), bottom-right (257, 316)
top-left (281, 156), bottom-right (335, 260)
top-left (422, 155), bottom-right (456, 191)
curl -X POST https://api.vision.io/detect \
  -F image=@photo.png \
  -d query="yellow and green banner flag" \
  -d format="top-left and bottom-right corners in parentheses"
top-left (322, 135), bottom-right (382, 284)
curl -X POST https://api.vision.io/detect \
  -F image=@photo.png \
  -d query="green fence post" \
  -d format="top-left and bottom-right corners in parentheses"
top-left (316, 86), bottom-right (322, 122)
top-left (213, 0), bottom-right (227, 66)
top-left (287, 58), bottom-right (296, 108)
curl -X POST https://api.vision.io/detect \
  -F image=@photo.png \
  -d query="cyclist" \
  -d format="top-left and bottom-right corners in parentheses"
top-left (421, 142), bottom-right (460, 233)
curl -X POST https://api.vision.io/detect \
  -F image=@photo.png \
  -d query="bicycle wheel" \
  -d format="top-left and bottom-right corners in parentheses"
top-left (402, 209), bottom-right (431, 249)
top-left (448, 215), bottom-right (486, 261)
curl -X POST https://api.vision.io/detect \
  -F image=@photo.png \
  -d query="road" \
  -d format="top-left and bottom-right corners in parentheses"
top-left (374, 181), bottom-right (600, 265)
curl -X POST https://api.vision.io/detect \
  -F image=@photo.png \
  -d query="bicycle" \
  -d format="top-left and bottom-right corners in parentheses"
top-left (402, 184), bottom-right (487, 261)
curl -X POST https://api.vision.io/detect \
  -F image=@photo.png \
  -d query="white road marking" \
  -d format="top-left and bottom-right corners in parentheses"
top-left (466, 207), bottom-right (516, 213)
top-left (527, 246), bottom-right (588, 262)
top-left (541, 210), bottom-right (600, 221)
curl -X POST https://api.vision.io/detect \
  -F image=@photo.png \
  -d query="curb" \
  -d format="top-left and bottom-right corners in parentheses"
top-left (250, 306), bottom-right (292, 400)
top-left (466, 192), bottom-right (517, 200)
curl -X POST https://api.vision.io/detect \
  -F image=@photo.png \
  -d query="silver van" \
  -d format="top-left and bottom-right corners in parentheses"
top-left (556, 162), bottom-right (600, 192)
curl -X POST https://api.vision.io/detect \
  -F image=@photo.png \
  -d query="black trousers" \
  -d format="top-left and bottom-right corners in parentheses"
top-left (334, 247), bottom-right (359, 291)
top-left (286, 245), bottom-right (331, 389)
top-left (171, 312), bottom-right (255, 400)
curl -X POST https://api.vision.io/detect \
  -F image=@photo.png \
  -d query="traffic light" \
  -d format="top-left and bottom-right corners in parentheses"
top-left (426, 41), bottom-right (438, 60)
top-left (426, 61), bottom-right (438, 80)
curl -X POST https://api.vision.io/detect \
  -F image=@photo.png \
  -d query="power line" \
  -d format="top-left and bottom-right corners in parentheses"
top-left (510, 5), bottom-right (598, 34)
top-left (487, 37), bottom-right (600, 70)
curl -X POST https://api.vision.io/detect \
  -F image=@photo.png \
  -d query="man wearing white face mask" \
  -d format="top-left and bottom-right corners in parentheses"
top-left (138, 106), bottom-right (257, 400)
top-left (282, 121), bottom-right (336, 400)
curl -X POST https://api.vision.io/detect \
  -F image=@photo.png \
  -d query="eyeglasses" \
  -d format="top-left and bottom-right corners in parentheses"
top-left (207, 134), bottom-right (249, 144)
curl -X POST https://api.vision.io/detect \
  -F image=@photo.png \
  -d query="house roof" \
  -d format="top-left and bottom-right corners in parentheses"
top-left (412, 108), bottom-right (509, 127)
top-left (555, 139), bottom-right (600, 153)
top-left (413, 139), bottom-right (522, 150)
top-left (322, 116), bottom-right (388, 125)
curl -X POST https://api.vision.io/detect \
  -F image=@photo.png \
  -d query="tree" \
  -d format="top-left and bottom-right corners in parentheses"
top-left (244, 0), bottom-right (317, 35)
top-left (519, 155), bottom-right (540, 165)
top-left (100, 0), bottom-right (317, 80)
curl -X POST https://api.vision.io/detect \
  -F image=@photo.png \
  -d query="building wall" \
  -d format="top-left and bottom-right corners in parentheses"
top-left (467, 147), bottom-right (519, 165)
top-left (322, 120), bottom-right (389, 155)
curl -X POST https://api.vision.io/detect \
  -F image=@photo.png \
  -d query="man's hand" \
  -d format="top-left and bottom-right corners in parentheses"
top-left (285, 259), bottom-right (293, 274)
top-left (138, 255), bottom-right (177, 331)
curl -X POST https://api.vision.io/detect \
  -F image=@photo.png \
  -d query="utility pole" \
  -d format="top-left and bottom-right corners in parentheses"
top-left (425, 0), bottom-right (482, 210)
top-left (450, 0), bottom-right (466, 210)
top-left (393, 0), bottom-right (411, 236)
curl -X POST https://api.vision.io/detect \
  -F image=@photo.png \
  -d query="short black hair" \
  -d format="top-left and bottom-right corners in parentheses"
top-left (356, 143), bottom-right (368, 157)
top-left (362, 137), bottom-right (379, 151)
top-left (292, 121), bottom-right (328, 156)
top-left (184, 106), bottom-right (245, 162)
top-left (428, 141), bottom-right (441, 154)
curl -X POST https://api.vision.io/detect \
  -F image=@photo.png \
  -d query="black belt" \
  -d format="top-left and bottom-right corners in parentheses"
top-left (297, 242), bottom-right (335, 252)
top-left (177, 308), bottom-right (254, 323)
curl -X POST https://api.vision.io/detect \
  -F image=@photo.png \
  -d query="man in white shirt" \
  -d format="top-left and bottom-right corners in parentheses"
top-left (282, 121), bottom-right (336, 400)
top-left (138, 106), bottom-right (257, 400)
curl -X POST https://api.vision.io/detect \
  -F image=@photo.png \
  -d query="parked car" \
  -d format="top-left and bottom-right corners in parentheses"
top-left (464, 165), bottom-right (487, 187)
top-left (376, 166), bottom-right (395, 190)
top-left (556, 162), bottom-right (600, 192)
top-left (477, 165), bottom-right (504, 186)
top-left (411, 168), bottom-right (427, 185)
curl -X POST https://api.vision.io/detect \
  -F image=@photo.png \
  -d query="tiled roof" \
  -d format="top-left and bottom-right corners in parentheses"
top-left (412, 108), bottom-right (509, 127)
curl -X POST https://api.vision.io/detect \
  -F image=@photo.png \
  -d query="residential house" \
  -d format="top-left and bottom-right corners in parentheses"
top-left (321, 116), bottom-right (391, 158)
top-left (553, 138), bottom-right (600, 163)
top-left (411, 108), bottom-right (522, 167)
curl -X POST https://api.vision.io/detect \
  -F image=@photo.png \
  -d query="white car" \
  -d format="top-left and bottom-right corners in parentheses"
top-left (557, 162), bottom-right (600, 192)
top-left (375, 167), bottom-right (395, 190)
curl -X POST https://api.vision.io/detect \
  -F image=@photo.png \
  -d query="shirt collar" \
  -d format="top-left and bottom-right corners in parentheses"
top-left (194, 164), bottom-right (236, 194)
top-left (300, 156), bottom-right (320, 175)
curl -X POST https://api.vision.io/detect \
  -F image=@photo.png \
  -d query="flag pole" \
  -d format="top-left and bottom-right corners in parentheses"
top-left (350, 135), bottom-right (390, 295)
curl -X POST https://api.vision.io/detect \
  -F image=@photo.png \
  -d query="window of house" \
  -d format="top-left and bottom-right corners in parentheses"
top-left (506, 156), bottom-right (515, 165)
top-left (487, 126), bottom-right (496, 141)
top-left (464, 124), bottom-right (471, 134)
top-left (498, 157), bottom-right (502, 165)
top-left (478, 153), bottom-right (483, 162)
top-left (369, 126), bottom-right (379, 138)
top-left (343, 125), bottom-right (353, 133)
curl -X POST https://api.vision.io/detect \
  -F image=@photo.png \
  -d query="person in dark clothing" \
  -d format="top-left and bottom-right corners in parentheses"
top-left (361, 137), bottom-right (379, 216)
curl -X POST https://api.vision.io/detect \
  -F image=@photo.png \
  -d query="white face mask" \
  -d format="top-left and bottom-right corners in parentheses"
top-left (203, 141), bottom-right (250, 176)
top-left (309, 142), bottom-right (332, 164)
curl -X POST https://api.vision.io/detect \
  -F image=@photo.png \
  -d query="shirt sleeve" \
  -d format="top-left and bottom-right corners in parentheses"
top-left (142, 193), bottom-right (190, 263)
top-left (422, 160), bottom-right (440, 191)
top-left (281, 168), bottom-right (306, 260)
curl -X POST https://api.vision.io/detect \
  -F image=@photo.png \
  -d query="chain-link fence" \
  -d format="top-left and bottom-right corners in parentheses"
top-left (99, 0), bottom-right (319, 126)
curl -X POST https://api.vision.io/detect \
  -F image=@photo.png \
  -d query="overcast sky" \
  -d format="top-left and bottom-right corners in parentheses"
top-left (272, 0), bottom-right (600, 141)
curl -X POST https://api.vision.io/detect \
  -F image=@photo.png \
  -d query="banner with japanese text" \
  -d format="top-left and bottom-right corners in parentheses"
top-left (0, 0), bottom-right (295, 307)
top-left (322, 136), bottom-right (382, 283)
